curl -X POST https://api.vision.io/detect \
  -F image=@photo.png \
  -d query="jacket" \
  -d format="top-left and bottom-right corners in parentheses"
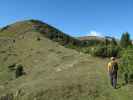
top-left (107, 61), bottom-right (118, 73)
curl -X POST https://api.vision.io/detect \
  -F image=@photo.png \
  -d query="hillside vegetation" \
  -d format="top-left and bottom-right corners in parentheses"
top-left (0, 19), bottom-right (121, 58)
top-left (0, 20), bottom-right (133, 100)
top-left (0, 20), bottom-right (82, 47)
top-left (0, 29), bottom-right (106, 99)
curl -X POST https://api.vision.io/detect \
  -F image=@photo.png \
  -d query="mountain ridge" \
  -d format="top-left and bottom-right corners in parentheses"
top-left (0, 19), bottom-right (117, 45)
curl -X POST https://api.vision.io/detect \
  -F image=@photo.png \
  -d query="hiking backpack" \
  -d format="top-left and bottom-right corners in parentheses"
top-left (111, 62), bottom-right (118, 74)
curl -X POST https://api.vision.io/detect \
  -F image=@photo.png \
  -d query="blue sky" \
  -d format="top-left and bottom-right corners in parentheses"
top-left (0, 0), bottom-right (133, 39)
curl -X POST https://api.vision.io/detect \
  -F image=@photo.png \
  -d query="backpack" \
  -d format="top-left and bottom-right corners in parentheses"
top-left (111, 62), bottom-right (118, 74)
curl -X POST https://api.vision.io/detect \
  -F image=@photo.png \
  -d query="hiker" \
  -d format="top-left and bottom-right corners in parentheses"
top-left (107, 57), bottom-right (118, 89)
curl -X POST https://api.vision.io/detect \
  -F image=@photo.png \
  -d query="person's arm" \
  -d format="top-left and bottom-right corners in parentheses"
top-left (107, 63), bottom-right (111, 72)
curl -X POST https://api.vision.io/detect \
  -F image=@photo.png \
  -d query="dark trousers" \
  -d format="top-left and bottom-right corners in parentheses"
top-left (109, 72), bottom-right (117, 88)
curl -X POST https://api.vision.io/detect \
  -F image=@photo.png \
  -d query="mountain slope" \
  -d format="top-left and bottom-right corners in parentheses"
top-left (79, 36), bottom-right (105, 41)
top-left (0, 20), bottom-right (133, 100)
top-left (0, 19), bottom-right (82, 47)
top-left (0, 30), bottom-right (103, 99)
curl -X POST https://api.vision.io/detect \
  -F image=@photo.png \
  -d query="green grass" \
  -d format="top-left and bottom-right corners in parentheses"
top-left (0, 32), bottom-right (132, 99)
top-left (0, 20), bottom-right (133, 100)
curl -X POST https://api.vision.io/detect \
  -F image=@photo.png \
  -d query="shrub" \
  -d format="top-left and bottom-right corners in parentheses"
top-left (120, 32), bottom-right (132, 48)
top-left (91, 45), bottom-right (107, 57)
top-left (90, 44), bottom-right (120, 57)
top-left (66, 44), bottom-right (79, 50)
top-left (15, 65), bottom-right (24, 78)
top-left (82, 40), bottom-right (104, 47)
top-left (36, 37), bottom-right (41, 41)
top-left (119, 47), bottom-right (133, 83)
top-left (106, 45), bottom-right (120, 57)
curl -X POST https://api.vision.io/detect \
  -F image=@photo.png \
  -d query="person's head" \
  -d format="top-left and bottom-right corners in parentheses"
top-left (111, 57), bottom-right (115, 61)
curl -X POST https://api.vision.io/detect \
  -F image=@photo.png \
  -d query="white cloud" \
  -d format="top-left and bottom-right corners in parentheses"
top-left (87, 30), bottom-right (104, 37)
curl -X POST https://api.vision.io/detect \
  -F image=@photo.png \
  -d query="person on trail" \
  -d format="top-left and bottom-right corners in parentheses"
top-left (107, 57), bottom-right (118, 89)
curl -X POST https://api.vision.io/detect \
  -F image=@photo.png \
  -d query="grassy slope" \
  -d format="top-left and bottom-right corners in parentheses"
top-left (0, 31), bottom-right (132, 100)
top-left (0, 20), bottom-right (133, 100)
top-left (0, 31), bottom-right (100, 98)
top-left (0, 21), bottom-right (33, 37)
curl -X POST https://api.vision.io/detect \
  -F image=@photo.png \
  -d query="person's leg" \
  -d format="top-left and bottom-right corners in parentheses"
top-left (109, 73), bottom-right (113, 86)
top-left (113, 72), bottom-right (117, 89)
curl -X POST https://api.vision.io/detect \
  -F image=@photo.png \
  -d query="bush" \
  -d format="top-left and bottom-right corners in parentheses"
top-left (129, 73), bottom-right (133, 82)
top-left (106, 45), bottom-right (121, 57)
top-left (15, 65), bottom-right (24, 78)
top-left (36, 37), bottom-right (41, 41)
top-left (65, 44), bottom-right (80, 51)
top-left (119, 47), bottom-right (133, 83)
top-left (120, 32), bottom-right (132, 48)
top-left (91, 45), bottom-right (107, 57)
top-left (90, 45), bottom-right (120, 57)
